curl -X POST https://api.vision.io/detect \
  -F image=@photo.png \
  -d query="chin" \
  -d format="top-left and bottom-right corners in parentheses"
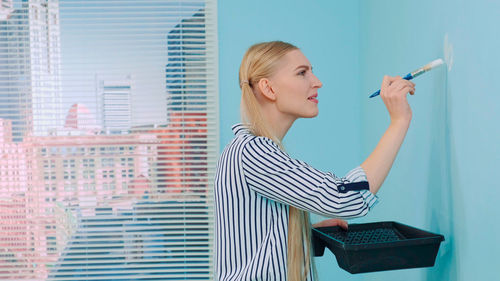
top-left (302, 110), bottom-right (319, 118)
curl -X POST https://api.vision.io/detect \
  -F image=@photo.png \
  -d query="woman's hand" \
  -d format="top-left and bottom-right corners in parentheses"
top-left (312, 218), bottom-right (348, 230)
top-left (380, 75), bottom-right (415, 124)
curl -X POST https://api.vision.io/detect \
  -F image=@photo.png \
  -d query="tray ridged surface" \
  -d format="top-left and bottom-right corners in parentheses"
top-left (326, 227), bottom-right (403, 244)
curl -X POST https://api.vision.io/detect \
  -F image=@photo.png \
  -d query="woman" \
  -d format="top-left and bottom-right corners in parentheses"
top-left (214, 41), bottom-right (415, 281)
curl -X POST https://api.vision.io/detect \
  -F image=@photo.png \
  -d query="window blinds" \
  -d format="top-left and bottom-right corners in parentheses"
top-left (0, 0), bottom-right (218, 280)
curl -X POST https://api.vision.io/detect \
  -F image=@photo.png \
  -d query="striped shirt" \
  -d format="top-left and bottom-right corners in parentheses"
top-left (214, 124), bottom-right (378, 281)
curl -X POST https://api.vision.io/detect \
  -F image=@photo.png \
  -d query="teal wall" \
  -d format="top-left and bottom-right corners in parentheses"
top-left (358, 1), bottom-right (500, 281)
top-left (218, 0), bottom-right (499, 280)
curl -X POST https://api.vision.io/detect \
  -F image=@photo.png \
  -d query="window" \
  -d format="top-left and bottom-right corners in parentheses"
top-left (0, 1), bottom-right (218, 280)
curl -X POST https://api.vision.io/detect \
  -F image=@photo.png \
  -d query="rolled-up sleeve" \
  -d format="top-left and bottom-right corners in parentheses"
top-left (241, 137), bottom-right (378, 218)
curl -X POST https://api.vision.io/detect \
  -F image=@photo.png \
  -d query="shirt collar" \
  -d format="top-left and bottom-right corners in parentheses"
top-left (231, 123), bottom-right (252, 136)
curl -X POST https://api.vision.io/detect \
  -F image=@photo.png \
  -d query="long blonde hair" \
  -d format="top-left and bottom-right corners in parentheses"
top-left (239, 41), bottom-right (316, 281)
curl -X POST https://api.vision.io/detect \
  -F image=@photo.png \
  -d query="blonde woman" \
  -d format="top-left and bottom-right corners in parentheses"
top-left (214, 41), bottom-right (415, 281)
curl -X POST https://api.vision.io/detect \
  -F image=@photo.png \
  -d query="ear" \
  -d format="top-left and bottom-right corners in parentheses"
top-left (256, 78), bottom-right (276, 101)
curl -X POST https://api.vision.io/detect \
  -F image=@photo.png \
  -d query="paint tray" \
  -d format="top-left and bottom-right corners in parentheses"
top-left (312, 221), bottom-right (444, 274)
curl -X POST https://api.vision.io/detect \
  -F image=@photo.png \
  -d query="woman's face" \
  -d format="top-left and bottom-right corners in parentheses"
top-left (269, 49), bottom-right (323, 119)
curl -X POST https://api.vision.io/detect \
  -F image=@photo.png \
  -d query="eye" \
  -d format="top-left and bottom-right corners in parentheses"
top-left (298, 70), bottom-right (306, 76)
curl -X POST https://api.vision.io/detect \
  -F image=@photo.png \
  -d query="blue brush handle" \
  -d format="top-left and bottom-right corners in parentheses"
top-left (369, 73), bottom-right (413, 98)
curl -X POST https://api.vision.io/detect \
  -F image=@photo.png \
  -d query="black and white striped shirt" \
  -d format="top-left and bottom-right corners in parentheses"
top-left (214, 124), bottom-right (378, 281)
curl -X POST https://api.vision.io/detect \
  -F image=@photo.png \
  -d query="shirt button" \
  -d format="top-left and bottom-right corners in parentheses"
top-left (340, 186), bottom-right (345, 191)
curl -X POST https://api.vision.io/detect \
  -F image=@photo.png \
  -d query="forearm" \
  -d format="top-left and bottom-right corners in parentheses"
top-left (361, 118), bottom-right (410, 194)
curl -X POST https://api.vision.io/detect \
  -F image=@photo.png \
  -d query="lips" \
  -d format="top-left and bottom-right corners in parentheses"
top-left (308, 93), bottom-right (318, 104)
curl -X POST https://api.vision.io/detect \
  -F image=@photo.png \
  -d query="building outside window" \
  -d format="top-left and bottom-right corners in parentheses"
top-left (0, 1), bottom-right (218, 280)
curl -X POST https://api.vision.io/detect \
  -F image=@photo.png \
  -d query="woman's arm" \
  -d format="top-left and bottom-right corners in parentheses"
top-left (241, 138), bottom-right (378, 218)
top-left (361, 75), bottom-right (415, 194)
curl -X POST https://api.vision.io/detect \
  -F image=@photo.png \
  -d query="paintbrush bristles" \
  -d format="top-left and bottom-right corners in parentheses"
top-left (426, 59), bottom-right (444, 70)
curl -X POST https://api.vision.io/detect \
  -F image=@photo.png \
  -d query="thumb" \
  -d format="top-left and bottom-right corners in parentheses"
top-left (382, 75), bottom-right (397, 89)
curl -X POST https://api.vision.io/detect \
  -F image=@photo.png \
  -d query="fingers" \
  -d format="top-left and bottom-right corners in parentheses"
top-left (392, 80), bottom-right (415, 92)
top-left (312, 218), bottom-right (348, 230)
top-left (393, 84), bottom-right (415, 97)
top-left (338, 219), bottom-right (348, 230)
top-left (382, 75), bottom-right (415, 96)
top-left (382, 75), bottom-right (415, 87)
top-left (380, 75), bottom-right (414, 122)
top-left (404, 85), bottom-right (415, 95)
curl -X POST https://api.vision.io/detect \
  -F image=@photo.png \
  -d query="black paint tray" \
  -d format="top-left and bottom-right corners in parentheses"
top-left (312, 221), bottom-right (444, 274)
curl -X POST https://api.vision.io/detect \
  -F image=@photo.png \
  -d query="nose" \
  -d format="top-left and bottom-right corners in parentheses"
top-left (312, 73), bottom-right (323, 88)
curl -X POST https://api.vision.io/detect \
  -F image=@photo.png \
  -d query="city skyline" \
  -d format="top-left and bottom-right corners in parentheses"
top-left (0, 1), bottom-right (214, 280)
top-left (1, 0), bottom-right (206, 137)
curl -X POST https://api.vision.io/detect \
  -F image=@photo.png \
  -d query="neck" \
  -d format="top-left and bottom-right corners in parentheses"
top-left (260, 103), bottom-right (296, 142)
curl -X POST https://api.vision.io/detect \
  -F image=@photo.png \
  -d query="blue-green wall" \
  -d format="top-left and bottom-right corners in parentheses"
top-left (218, 1), bottom-right (499, 280)
top-left (358, 1), bottom-right (500, 281)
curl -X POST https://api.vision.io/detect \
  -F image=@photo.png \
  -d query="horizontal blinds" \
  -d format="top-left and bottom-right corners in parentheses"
top-left (0, 0), bottom-right (218, 280)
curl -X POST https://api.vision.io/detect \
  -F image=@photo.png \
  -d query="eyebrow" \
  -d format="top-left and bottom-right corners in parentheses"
top-left (294, 65), bottom-right (312, 71)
